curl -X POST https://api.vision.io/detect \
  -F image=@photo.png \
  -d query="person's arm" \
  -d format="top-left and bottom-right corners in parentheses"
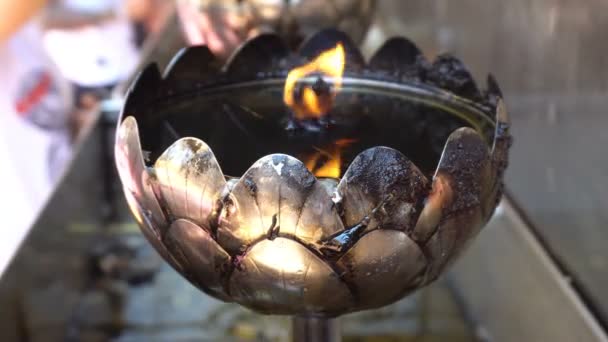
top-left (0, 0), bottom-right (47, 42)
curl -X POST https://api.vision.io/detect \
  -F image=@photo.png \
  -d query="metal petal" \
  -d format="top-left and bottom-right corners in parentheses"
top-left (163, 45), bottom-right (218, 81)
top-left (336, 147), bottom-right (430, 233)
top-left (437, 127), bottom-right (493, 218)
top-left (491, 99), bottom-right (511, 177)
top-left (338, 230), bottom-right (426, 309)
top-left (115, 116), bottom-right (145, 197)
top-left (410, 173), bottom-right (454, 244)
top-left (484, 99), bottom-right (512, 219)
top-left (483, 74), bottom-right (503, 121)
top-left (224, 33), bottom-right (289, 75)
top-left (369, 37), bottom-right (423, 70)
top-left (298, 28), bottom-right (365, 71)
top-left (296, 179), bottom-right (345, 243)
top-left (486, 74), bottom-right (503, 99)
top-left (217, 154), bottom-right (342, 254)
top-left (124, 189), bottom-right (183, 274)
top-left (422, 127), bottom-right (492, 281)
top-left (423, 206), bottom-right (483, 283)
top-left (140, 170), bottom-right (169, 237)
top-left (121, 63), bottom-right (162, 123)
top-left (152, 138), bottom-right (226, 229)
top-left (426, 54), bottom-right (482, 101)
top-left (228, 237), bottom-right (354, 315)
top-left (164, 219), bottom-right (231, 301)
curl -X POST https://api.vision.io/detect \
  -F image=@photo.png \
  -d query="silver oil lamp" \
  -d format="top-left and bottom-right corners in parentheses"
top-left (115, 29), bottom-right (511, 341)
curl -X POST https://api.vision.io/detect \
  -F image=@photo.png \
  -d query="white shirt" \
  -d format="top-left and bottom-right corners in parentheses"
top-left (43, 0), bottom-right (140, 87)
top-left (0, 21), bottom-right (73, 275)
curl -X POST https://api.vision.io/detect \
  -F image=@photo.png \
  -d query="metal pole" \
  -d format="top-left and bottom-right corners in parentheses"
top-left (292, 316), bottom-right (340, 342)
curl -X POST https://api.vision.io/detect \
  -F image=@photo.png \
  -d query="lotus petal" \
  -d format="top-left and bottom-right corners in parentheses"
top-left (338, 230), bottom-right (426, 309)
top-left (140, 170), bottom-right (169, 236)
top-left (115, 116), bottom-right (145, 197)
top-left (229, 237), bottom-right (354, 315)
top-left (153, 138), bottom-right (226, 229)
top-left (427, 54), bottom-right (481, 101)
top-left (484, 99), bottom-right (512, 218)
top-left (225, 33), bottom-right (289, 75)
top-left (425, 206), bottom-right (483, 284)
top-left (164, 219), bottom-right (231, 300)
top-left (410, 173), bottom-right (454, 244)
top-left (336, 147), bottom-right (430, 233)
top-left (122, 63), bottom-right (162, 118)
top-left (124, 189), bottom-right (183, 274)
top-left (486, 74), bottom-right (503, 99)
top-left (369, 37), bottom-right (423, 70)
top-left (217, 154), bottom-right (343, 254)
top-left (163, 45), bottom-right (218, 81)
top-left (421, 127), bottom-right (492, 281)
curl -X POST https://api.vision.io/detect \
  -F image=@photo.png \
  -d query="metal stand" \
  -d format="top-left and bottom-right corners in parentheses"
top-left (292, 316), bottom-right (340, 342)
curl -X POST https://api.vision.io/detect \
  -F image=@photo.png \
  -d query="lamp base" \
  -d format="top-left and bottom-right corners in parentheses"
top-left (292, 316), bottom-right (340, 342)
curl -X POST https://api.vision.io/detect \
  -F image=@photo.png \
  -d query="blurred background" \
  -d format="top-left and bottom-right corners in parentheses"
top-left (0, 0), bottom-right (606, 341)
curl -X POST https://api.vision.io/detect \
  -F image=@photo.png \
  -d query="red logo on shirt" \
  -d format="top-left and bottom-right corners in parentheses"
top-left (14, 69), bottom-right (67, 130)
top-left (15, 72), bottom-right (52, 116)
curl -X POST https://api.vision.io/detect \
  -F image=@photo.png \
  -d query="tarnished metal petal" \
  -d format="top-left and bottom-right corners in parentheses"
top-left (140, 170), bottom-right (169, 236)
top-left (436, 127), bottom-right (493, 218)
top-left (486, 74), bottom-right (503, 100)
top-left (115, 116), bottom-right (145, 197)
top-left (336, 147), bottom-right (430, 232)
top-left (491, 99), bottom-right (511, 177)
top-left (164, 219), bottom-right (231, 300)
top-left (298, 28), bottom-right (365, 71)
top-left (163, 45), bottom-right (218, 81)
top-left (225, 33), bottom-right (289, 75)
top-left (410, 173), bottom-right (454, 244)
top-left (115, 116), bottom-right (171, 236)
top-left (426, 54), bottom-right (481, 101)
top-left (338, 230), bottom-right (426, 309)
top-left (422, 127), bottom-right (492, 281)
top-left (124, 189), bottom-right (183, 274)
top-left (229, 237), bottom-right (354, 315)
top-left (121, 63), bottom-right (162, 122)
top-left (369, 37), bottom-right (423, 70)
top-left (423, 206), bottom-right (483, 283)
top-left (217, 154), bottom-right (342, 254)
top-left (152, 138), bottom-right (226, 229)
top-left (484, 99), bottom-right (512, 219)
top-left (296, 179), bottom-right (345, 243)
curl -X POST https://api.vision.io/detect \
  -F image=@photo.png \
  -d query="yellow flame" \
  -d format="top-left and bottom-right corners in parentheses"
top-left (304, 139), bottom-right (356, 179)
top-left (283, 43), bottom-right (345, 120)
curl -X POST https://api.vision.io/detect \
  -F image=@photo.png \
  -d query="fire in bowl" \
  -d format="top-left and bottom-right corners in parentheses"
top-left (115, 29), bottom-right (511, 316)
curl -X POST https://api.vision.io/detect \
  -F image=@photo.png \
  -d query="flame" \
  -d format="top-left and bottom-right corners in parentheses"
top-left (304, 139), bottom-right (356, 178)
top-left (284, 43), bottom-right (345, 120)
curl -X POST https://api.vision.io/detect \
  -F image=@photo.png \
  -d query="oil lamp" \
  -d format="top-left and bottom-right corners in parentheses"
top-left (115, 29), bottom-right (511, 341)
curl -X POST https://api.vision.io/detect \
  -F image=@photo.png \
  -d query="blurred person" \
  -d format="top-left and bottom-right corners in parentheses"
top-left (42, 0), bottom-right (141, 108)
top-left (128, 0), bottom-right (174, 46)
top-left (175, 0), bottom-right (375, 59)
top-left (176, 0), bottom-right (262, 59)
top-left (0, 1), bottom-right (74, 275)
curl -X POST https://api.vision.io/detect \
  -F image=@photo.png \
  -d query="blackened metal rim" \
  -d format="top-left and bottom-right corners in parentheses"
top-left (140, 76), bottom-right (497, 144)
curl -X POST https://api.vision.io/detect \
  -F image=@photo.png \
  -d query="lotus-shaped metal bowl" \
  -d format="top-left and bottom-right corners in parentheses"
top-left (115, 29), bottom-right (511, 316)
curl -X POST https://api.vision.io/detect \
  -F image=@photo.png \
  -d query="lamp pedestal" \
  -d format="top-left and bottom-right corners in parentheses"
top-left (292, 316), bottom-right (340, 342)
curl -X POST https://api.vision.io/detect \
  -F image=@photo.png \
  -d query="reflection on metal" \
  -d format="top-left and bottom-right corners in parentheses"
top-left (115, 29), bottom-right (511, 318)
